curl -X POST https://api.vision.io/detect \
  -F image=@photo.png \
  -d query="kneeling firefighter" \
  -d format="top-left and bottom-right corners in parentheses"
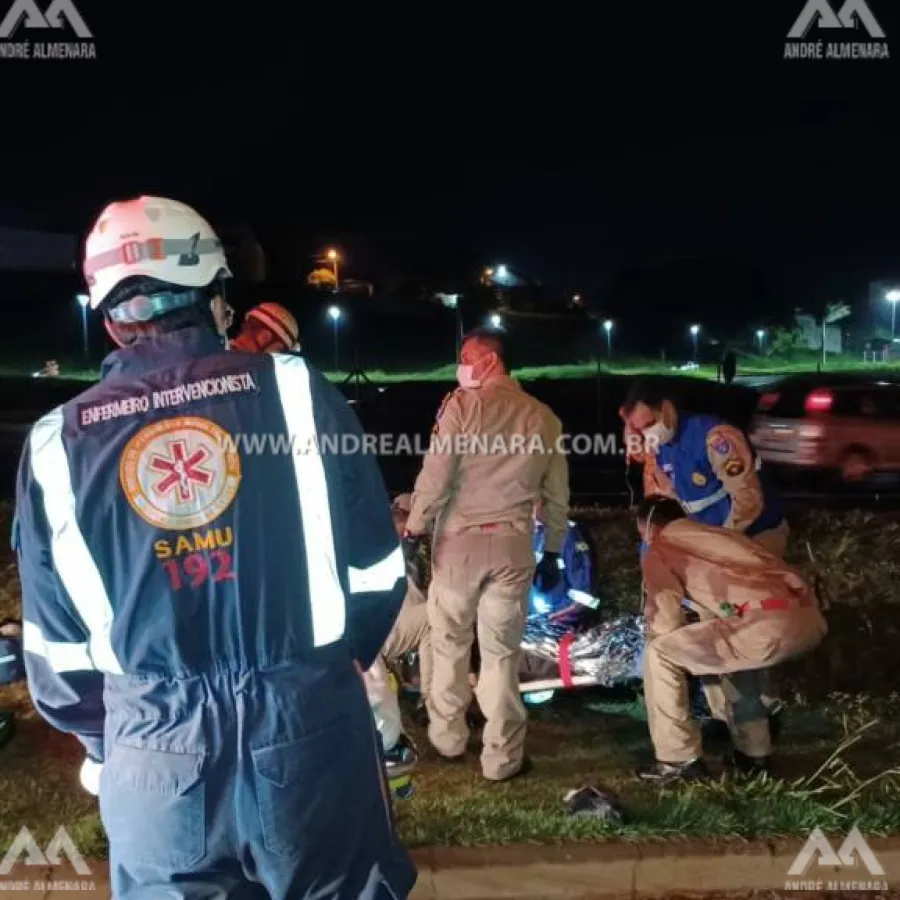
top-left (636, 496), bottom-right (826, 780)
top-left (14, 196), bottom-right (415, 899)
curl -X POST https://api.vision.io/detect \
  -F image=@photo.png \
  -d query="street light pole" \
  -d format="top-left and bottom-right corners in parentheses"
top-left (327, 248), bottom-right (340, 294)
top-left (889, 290), bottom-right (900, 338)
top-left (328, 305), bottom-right (341, 369)
top-left (690, 324), bottom-right (700, 361)
top-left (77, 294), bottom-right (89, 361)
top-left (603, 320), bottom-right (613, 358)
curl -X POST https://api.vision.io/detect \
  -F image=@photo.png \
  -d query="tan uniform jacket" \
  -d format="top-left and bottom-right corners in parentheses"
top-left (406, 376), bottom-right (570, 553)
top-left (642, 519), bottom-right (818, 640)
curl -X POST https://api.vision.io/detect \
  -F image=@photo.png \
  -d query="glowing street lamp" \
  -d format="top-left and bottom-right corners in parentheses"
top-left (489, 313), bottom-right (503, 329)
top-left (326, 248), bottom-right (340, 293)
top-left (603, 319), bottom-right (613, 358)
top-left (328, 305), bottom-right (342, 369)
top-left (690, 324), bottom-right (700, 361)
top-left (495, 264), bottom-right (508, 281)
top-left (887, 289), bottom-right (900, 338)
top-left (76, 293), bottom-right (89, 360)
top-left (756, 328), bottom-right (766, 352)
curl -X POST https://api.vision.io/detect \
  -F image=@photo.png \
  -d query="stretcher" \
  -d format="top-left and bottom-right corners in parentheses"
top-left (396, 516), bottom-right (711, 715)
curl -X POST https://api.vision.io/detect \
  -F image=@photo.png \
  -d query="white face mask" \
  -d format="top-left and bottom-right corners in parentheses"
top-left (456, 363), bottom-right (481, 389)
top-left (642, 419), bottom-right (674, 451)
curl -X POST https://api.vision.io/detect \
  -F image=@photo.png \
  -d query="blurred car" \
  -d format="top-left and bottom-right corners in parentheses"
top-left (749, 375), bottom-right (900, 483)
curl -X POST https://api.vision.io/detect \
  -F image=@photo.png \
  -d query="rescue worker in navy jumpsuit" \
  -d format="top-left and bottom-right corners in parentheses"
top-left (13, 196), bottom-right (415, 899)
top-left (619, 378), bottom-right (788, 776)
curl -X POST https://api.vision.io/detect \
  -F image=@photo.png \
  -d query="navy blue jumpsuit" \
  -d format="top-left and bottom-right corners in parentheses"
top-left (14, 326), bottom-right (416, 899)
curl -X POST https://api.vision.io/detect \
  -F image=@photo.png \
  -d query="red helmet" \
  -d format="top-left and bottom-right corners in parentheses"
top-left (232, 303), bottom-right (300, 352)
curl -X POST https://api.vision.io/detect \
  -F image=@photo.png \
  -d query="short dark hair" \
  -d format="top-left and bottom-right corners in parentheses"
top-left (621, 377), bottom-right (674, 416)
top-left (103, 275), bottom-right (222, 346)
top-left (462, 328), bottom-right (507, 366)
top-left (635, 495), bottom-right (686, 527)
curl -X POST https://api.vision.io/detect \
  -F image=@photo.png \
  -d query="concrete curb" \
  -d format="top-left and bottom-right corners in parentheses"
top-left (407, 837), bottom-right (900, 900)
top-left (22, 837), bottom-right (900, 899)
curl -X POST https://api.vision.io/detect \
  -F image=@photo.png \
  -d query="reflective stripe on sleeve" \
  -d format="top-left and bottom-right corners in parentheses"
top-left (682, 487), bottom-right (728, 514)
top-left (271, 355), bottom-right (346, 647)
top-left (22, 621), bottom-right (94, 674)
top-left (348, 545), bottom-right (405, 595)
top-left (28, 408), bottom-right (123, 675)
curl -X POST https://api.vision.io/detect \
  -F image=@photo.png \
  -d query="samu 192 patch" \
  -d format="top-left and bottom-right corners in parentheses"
top-left (692, 472), bottom-right (707, 487)
top-left (724, 458), bottom-right (745, 477)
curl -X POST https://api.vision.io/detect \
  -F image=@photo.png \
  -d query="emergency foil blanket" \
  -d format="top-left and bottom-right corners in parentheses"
top-left (520, 614), bottom-right (644, 687)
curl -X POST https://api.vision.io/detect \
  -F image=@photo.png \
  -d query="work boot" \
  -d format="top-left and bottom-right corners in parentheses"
top-left (727, 749), bottom-right (774, 777)
top-left (637, 757), bottom-right (709, 783)
top-left (384, 733), bottom-right (418, 781)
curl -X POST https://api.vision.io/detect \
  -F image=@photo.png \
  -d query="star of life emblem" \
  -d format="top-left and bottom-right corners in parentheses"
top-left (149, 439), bottom-right (214, 502)
top-left (120, 416), bottom-right (241, 530)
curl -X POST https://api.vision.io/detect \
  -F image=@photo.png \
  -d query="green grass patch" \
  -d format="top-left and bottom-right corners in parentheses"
top-left (395, 699), bottom-right (900, 848)
top-left (6, 354), bottom-right (900, 386)
top-left (2, 503), bottom-right (899, 853)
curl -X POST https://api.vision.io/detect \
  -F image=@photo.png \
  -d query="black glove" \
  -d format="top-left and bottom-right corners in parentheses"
top-left (533, 551), bottom-right (561, 591)
top-left (401, 534), bottom-right (428, 591)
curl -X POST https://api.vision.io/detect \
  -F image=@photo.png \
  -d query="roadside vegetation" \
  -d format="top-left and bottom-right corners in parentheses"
top-left (1, 504), bottom-right (898, 853)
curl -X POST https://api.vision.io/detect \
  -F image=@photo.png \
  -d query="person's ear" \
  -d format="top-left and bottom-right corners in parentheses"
top-left (103, 317), bottom-right (124, 348)
top-left (478, 350), bottom-right (499, 379)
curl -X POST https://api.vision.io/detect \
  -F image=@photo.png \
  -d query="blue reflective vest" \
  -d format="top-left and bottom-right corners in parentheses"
top-left (655, 414), bottom-right (783, 536)
top-left (12, 327), bottom-right (406, 762)
top-left (530, 520), bottom-right (597, 620)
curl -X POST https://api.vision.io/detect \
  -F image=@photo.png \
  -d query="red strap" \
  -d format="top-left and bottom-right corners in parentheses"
top-left (558, 632), bottom-right (575, 688)
top-left (734, 595), bottom-right (813, 617)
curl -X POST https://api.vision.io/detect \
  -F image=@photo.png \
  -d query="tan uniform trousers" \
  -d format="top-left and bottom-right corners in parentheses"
top-left (381, 578), bottom-right (433, 702)
top-left (426, 527), bottom-right (535, 780)
top-left (704, 519), bottom-right (791, 725)
top-left (644, 604), bottom-right (826, 762)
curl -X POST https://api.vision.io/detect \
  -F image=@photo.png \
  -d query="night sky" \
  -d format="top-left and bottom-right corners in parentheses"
top-left (1, 0), bottom-right (899, 306)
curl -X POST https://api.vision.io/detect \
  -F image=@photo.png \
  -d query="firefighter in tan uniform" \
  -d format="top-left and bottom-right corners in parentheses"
top-left (636, 496), bottom-right (826, 781)
top-left (404, 329), bottom-right (570, 781)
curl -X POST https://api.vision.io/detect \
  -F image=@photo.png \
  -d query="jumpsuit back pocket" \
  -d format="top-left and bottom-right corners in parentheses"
top-left (251, 722), bottom-right (373, 860)
top-left (99, 744), bottom-right (206, 870)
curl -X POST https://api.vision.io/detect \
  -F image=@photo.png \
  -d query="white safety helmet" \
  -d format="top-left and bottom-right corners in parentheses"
top-left (82, 196), bottom-right (232, 318)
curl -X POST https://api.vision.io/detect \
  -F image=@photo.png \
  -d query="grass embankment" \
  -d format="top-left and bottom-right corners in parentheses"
top-left (5, 353), bottom-right (900, 385)
top-left (0, 505), bottom-right (898, 855)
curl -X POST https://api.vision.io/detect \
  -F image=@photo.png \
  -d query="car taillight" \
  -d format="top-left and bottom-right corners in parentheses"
top-left (757, 392), bottom-right (779, 411)
top-left (805, 389), bottom-right (833, 413)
